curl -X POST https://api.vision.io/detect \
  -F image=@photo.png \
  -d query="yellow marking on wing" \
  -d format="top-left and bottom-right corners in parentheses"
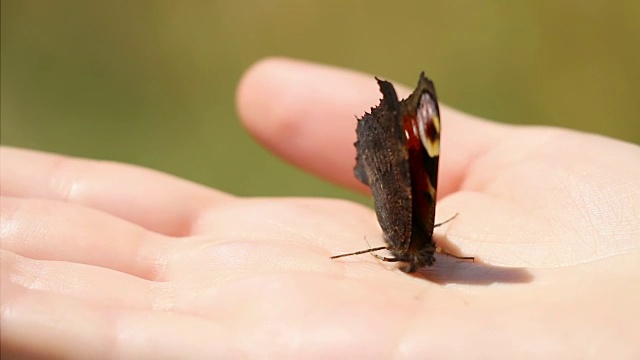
top-left (423, 115), bottom-right (440, 158)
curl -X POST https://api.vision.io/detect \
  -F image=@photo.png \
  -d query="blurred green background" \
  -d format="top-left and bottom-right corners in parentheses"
top-left (2, 1), bottom-right (639, 203)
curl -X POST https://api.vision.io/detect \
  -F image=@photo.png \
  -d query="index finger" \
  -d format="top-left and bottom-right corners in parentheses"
top-left (236, 58), bottom-right (510, 196)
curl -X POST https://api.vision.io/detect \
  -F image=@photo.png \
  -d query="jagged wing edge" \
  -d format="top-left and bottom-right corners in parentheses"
top-left (353, 78), bottom-right (412, 250)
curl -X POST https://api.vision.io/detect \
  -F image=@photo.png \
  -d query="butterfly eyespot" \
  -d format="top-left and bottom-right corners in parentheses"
top-left (417, 93), bottom-right (440, 158)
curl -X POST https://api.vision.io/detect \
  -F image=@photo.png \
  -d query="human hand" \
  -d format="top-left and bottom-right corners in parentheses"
top-left (2, 58), bottom-right (639, 358)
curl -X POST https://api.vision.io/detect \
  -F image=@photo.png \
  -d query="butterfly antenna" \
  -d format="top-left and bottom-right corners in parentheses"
top-left (330, 237), bottom-right (388, 259)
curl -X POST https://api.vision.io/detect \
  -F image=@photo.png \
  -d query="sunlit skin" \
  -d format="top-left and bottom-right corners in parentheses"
top-left (1, 58), bottom-right (639, 358)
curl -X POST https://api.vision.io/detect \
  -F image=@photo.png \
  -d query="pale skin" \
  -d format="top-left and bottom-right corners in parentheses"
top-left (1, 58), bottom-right (639, 359)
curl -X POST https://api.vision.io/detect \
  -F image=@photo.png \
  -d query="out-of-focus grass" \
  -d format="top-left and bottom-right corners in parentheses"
top-left (2, 1), bottom-right (639, 202)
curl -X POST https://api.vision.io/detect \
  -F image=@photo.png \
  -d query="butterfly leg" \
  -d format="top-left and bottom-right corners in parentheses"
top-left (434, 213), bottom-right (458, 227)
top-left (370, 252), bottom-right (403, 262)
top-left (436, 247), bottom-right (475, 261)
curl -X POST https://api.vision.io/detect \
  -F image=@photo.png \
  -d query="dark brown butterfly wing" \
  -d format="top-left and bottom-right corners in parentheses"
top-left (354, 78), bottom-right (412, 254)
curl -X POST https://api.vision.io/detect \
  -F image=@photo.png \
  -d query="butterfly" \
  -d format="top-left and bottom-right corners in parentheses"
top-left (331, 73), bottom-right (471, 273)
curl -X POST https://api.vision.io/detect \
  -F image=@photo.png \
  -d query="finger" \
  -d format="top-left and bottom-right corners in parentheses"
top-left (1, 196), bottom-right (169, 280)
top-left (0, 250), bottom-right (156, 310)
top-left (0, 146), bottom-right (233, 236)
top-left (237, 57), bottom-right (512, 196)
top-left (0, 251), bottom-right (236, 359)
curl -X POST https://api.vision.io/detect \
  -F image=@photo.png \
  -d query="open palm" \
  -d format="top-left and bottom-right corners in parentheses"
top-left (2, 58), bottom-right (639, 358)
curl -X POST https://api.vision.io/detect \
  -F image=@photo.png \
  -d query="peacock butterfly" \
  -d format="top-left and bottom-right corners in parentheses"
top-left (331, 72), bottom-right (470, 273)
